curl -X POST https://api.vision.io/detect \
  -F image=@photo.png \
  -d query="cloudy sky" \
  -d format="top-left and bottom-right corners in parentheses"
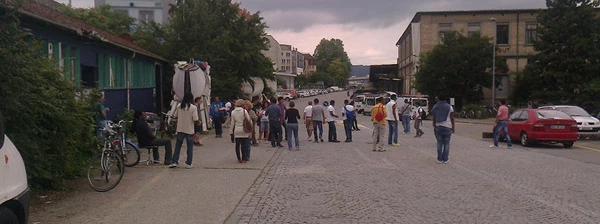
top-left (56, 0), bottom-right (546, 65)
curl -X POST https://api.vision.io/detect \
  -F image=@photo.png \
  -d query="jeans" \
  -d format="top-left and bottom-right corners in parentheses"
top-left (414, 119), bottom-right (424, 136)
top-left (313, 120), bottom-right (323, 141)
top-left (269, 120), bottom-right (282, 146)
top-left (282, 121), bottom-right (287, 140)
top-left (213, 116), bottom-right (223, 136)
top-left (434, 126), bottom-right (452, 162)
top-left (235, 138), bottom-right (250, 161)
top-left (387, 120), bottom-right (398, 144)
top-left (172, 133), bottom-right (194, 165)
top-left (286, 123), bottom-right (300, 149)
top-left (372, 123), bottom-right (386, 150)
top-left (328, 121), bottom-right (338, 142)
top-left (343, 119), bottom-right (352, 141)
top-left (352, 118), bottom-right (359, 130)
top-left (493, 120), bottom-right (512, 147)
top-left (151, 138), bottom-right (173, 162)
top-left (402, 115), bottom-right (411, 133)
top-left (96, 120), bottom-right (109, 138)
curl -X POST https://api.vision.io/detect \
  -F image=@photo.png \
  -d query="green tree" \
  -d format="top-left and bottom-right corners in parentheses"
top-left (414, 31), bottom-right (507, 104)
top-left (57, 4), bottom-right (135, 36)
top-left (514, 0), bottom-right (600, 105)
top-left (313, 38), bottom-right (352, 87)
top-left (160, 0), bottom-right (274, 100)
top-left (1, 1), bottom-right (97, 190)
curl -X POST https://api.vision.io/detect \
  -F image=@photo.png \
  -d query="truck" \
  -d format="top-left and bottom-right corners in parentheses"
top-left (0, 112), bottom-right (30, 224)
top-left (167, 60), bottom-right (213, 132)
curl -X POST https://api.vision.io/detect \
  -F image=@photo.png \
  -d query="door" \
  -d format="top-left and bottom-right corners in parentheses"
top-left (508, 110), bottom-right (524, 139)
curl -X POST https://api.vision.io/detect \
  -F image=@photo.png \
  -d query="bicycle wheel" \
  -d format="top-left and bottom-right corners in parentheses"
top-left (120, 141), bottom-right (140, 167)
top-left (87, 150), bottom-right (125, 192)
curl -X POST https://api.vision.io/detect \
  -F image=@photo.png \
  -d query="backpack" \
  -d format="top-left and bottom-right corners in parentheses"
top-left (344, 106), bottom-right (355, 120)
top-left (374, 105), bottom-right (385, 122)
top-left (420, 107), bottom-right (427, 119)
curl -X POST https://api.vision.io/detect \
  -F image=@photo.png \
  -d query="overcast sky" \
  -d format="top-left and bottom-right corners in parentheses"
top-left (56, 0), bottom-right (546, 65)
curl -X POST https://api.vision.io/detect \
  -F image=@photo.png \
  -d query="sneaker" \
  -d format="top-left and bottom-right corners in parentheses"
top-left (391, 143), bottom-right (400, 147)
top-left (437, 160), bottom-right (443, 164)
top-left (185, 164), bottom-right (193, 169)
top-left (489, 145), bottom-right (498, 148)
top-left (443, 160), bottom-right (449, 164)
top-left (507, 145), bottom-right (512, 149)
top-left (344, 139), bottom-right (352, 142)
top-left (169, 163), bottom-right (178, 168)
top-left (153, 160), bottom-right (161, 164)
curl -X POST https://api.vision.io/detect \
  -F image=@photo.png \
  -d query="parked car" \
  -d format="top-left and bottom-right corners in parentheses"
top-left (297, 90), bottom-right (310, 98)
top-left (280, 89), bottom-right (297, 99)
top-left (363, 96), bottom-right (378, 116)
top-left (538, 105), bottom-right (600, 133)
top-left (353, 94), bottom-right (366, 113)
top-left (501, 109), bottom-right (578, 148)
top-left (319, 89), bottom-right (328, 95)
top-left (276, 92), bottom-right (293, 101)
top-left (0, 112), bottom-right (30, 224)
top-left (309, 89), bottom-right (318, 96)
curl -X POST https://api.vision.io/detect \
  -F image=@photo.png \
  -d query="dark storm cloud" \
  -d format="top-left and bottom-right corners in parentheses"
top-left (238, 0), bottom-right (547, 31)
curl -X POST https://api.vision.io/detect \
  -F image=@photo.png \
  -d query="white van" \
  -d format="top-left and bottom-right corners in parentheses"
top-left (0, 112), bottom-right (30, 224)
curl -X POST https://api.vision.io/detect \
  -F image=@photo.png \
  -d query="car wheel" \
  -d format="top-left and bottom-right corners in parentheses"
top-left (285, 97), bottom-right (290, 101)
top-left (520, 132), bottom-right (530, 147)
top-left (0, 206), bottom-right (19, 224)
top-left (563, 141), bottom-right (574, 148)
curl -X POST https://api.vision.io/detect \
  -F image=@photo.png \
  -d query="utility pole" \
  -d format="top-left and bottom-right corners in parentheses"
top-left (490, 17), bottom-right (497, 107)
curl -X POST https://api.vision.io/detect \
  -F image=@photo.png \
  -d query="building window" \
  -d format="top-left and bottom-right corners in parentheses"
top-left (139, 10), bottom-right (154, 23)
top-left (281, 59), bottom-right (285, 64)
top-left (525, 23), bottom-right (538, 45)
top-left (286, 52), bottom-right (291, 57)
top-left (467, 23), bottom-right (480, 37)
top-left (496, 24), bottom-right (509, 45)
top-left (439, 23), bottom-right (452, 44)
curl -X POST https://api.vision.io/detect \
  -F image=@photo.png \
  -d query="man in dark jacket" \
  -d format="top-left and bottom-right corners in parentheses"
top-left (133, 110), bottom-right (173, 165)
top-left (266, 98), bottom-right (283, 147)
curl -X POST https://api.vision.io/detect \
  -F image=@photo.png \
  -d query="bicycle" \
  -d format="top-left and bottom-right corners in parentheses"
top-left (86, 124), bottom-right (126, 192)
top-left (110, 120), bottom-right (140, 167)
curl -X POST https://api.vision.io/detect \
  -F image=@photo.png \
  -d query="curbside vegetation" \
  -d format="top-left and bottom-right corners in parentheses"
top-left (0, 3), bottom-right (98, 190)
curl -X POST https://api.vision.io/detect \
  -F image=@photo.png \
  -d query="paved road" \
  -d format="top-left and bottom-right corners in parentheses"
top-left (227, 91), bottom-right (600, 223)
top-left (29, 91), bottom-right (600, 223)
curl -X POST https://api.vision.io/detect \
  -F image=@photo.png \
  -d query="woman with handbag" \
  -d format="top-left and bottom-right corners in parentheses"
top-left (230, 99), bottom-right (252, 163)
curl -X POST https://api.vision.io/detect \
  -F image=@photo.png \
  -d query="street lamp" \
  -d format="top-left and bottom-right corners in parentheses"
top-left (490, 17), bottom-right (496, 107)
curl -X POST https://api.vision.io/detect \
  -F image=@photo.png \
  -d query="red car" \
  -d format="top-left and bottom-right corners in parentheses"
top-left (502, 109), bottom-right (578, 148)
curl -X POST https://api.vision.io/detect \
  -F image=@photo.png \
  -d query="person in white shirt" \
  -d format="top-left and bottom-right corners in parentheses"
top-left (342, 99), bottom-right (355, 142)
top-left (303, 101), bottom-right (314, 141)
top-left (326, 100), bottom-right (340, 142)
top-left (170, 93), bottom-right (199, 169)
top-left (385, 94), bottom-right (399, 146)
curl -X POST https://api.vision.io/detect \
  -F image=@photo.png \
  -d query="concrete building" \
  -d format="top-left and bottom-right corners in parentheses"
top-left (303, 53), bottom-right (317, 75)
top-left (292, 49), bottom-right (304, 75)
top-left (95, 0), bottom-right (177, 25)
top-left (280, 44), bottom-right (293, 73)
top-left (396, 9), bottom-right (539, 100)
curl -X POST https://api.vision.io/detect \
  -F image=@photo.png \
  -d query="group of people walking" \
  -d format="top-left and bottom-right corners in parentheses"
top-left (98, 91), bottom-right (515, 170)
top-left (370, 94), bottom-right (453, 164)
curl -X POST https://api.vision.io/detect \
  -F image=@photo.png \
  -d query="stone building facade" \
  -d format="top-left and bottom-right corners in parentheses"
top-left (396, 9), bottom-right (540, 100)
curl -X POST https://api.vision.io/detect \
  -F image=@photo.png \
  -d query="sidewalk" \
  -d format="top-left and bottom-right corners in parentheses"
top-left (28, 128), bottom-right (279, 224)
top-left (453, 117), bottom-right (495, 125)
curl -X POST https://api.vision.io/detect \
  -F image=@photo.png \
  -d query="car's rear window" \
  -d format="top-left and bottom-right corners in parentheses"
top-left (366, 98), bottom-right (376, 105)
top-left (536, 110), bottom-right (572, 119)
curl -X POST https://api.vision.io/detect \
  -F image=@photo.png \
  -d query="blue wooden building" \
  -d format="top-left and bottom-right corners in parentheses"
top-left (18, 1), bottom-right (168, 119)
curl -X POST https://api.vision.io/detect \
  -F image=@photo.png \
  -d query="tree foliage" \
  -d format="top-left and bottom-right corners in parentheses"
top-left (133, 0), bottom-right (274, 101)
top-left (513, 0), bottom-right (600, 105)
top-left (414, 31), bottom-right (507, 104)
top-left (313, 38), bottom-right (352, 87)
top-left (0, 2), bottom-right (97, 190)
top-left (57, 4), bottom-right (135, 36)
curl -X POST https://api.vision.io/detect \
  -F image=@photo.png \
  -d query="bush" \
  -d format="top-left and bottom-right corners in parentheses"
top-left (0, 3), bottom-right (97, 190)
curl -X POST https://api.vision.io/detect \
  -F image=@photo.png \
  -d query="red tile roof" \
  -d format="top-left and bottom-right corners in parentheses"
top-left (20, 1), bottom-right (166, 62)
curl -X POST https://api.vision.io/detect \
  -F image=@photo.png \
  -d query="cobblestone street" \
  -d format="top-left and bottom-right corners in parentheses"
top-left (227, 118), bottom-right (600, 223)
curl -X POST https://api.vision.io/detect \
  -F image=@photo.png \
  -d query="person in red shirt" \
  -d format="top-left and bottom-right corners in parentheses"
top-left (491, 99), bottom-right (512, 149)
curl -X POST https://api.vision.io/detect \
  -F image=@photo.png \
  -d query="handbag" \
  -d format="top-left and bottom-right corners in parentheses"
top-left (243, 110), bottom-right (253, 133)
